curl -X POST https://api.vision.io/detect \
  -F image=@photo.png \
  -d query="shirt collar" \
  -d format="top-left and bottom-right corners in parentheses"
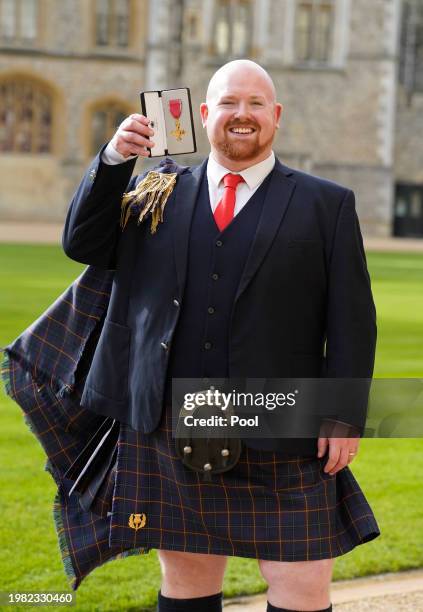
top-left (207, 151), bottom-right (275, 190)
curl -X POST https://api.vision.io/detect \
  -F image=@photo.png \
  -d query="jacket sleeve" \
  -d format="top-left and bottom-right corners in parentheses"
top-left (321, 189), bottom-right (377, 436)
top-left (62, 142), bottom-right (139, 270)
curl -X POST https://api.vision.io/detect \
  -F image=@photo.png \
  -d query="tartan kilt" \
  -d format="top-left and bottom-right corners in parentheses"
top-left (109, 401), bottom-right (380, 561)
top-left (3, 353), bottom-right (381, 592)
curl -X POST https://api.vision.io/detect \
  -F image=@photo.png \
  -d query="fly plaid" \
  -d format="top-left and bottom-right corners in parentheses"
top-left (1, 266), bottom-right (150, 591)
top-left (1, 238), bottom-right (381, 592)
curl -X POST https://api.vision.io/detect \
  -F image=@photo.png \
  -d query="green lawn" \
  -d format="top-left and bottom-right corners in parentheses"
top-left (0, 244), bottom-right (422, 612)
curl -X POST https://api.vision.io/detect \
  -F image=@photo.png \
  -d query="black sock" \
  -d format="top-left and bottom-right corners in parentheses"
top-left (267, 602), bottom-right (332, 612)
top-left (157, 589), bottom-right (222, 612)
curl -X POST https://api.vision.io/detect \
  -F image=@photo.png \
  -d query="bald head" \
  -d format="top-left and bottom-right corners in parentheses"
top-left (206, 60), bottom-right (277, 104)
top-left (200, 59), bottom-right (283, 171)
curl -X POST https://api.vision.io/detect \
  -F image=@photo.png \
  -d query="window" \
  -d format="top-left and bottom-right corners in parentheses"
top-left (295, 0), bottom-right (335, 63)
top-left (394, 184), bottom-right (423, 237)
top-left (0, 78), bottom-right (52, 153)
top-left (90, 104), bottom-right (128, 155)
top-left (95, 0), bottom-right (130, 48)
top-left (213, 0), bottom-right (252, 57)
top-left (0, 0), bottom-right (38, 44)
top-left (183, 8), bottom-right (201, 44)
top-left (399, 0), bottom-right (423, 96)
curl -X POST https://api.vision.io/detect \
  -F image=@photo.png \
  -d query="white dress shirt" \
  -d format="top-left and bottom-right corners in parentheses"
top-left (206, 152), bottom-right (275, 216)
top-left (101, 142), bottom-right (276, 215)
top-left (102, 141), bottom-right (138, 165)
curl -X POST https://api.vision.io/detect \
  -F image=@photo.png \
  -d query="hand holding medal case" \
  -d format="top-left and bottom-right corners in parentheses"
top-left (140, 88), bottom-right (196, 157)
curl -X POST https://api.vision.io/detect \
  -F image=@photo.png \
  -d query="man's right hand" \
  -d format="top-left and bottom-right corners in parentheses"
top-left (109, 113), bottom-right (155, 158)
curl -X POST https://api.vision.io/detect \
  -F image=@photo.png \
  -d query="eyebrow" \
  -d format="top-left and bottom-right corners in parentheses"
top-left (219, 94), bottom-right (267, 101)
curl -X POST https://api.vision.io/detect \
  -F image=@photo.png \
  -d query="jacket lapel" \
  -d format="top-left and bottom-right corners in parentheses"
top-left (235, 159), bottom-right (296, 302)
top-left (172, 158), bottom-right (207, 293)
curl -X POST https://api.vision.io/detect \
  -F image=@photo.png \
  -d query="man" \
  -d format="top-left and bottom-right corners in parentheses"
top-left (61, 60), bottom-right (380, 612)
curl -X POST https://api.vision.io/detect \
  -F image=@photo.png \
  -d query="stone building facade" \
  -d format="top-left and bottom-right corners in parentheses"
top-left (0, 0), bottom-right (148, 221)
top-left (0, 0), bottom-right (422, 237)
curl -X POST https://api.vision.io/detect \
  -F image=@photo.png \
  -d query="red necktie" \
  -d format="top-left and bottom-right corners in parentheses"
top-left (213, 173), bottom-right (245, 232)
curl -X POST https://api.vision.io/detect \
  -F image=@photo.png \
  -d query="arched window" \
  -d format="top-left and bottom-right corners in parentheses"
top-left (90, 103), bottom-right (129, 155)
top-left (0, 78), bottom-right (52, 153)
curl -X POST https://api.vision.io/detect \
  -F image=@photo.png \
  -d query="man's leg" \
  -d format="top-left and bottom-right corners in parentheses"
top-left (258, 558), bottom-right (334, 612)
top-left (157, 550), bottom-right (227, 611)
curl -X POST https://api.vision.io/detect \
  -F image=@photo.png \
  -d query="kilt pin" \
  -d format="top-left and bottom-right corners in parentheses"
top-left (1, 151), bottom-right (381, 592)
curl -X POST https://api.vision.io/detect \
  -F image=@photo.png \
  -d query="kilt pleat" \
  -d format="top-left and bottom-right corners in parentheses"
top-left (109, 403), bottom-right (380, 561)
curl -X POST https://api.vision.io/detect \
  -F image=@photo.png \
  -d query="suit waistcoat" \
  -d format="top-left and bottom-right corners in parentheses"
top-left (164, 170), bottom-right (273, 404)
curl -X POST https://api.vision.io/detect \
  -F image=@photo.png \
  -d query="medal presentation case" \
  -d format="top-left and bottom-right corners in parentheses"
top-left (140, 87), bottom-right (197, 157)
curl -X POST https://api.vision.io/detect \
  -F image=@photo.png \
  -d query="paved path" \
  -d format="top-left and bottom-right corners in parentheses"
top-left (224, 568), bottom-right (423, 611)
top-left (0, 222), bottom-right (64, 244)
top-left (0, 222), bottom-right (423, 252)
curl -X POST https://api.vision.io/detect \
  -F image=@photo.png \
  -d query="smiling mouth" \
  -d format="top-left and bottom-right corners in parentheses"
top-left (228, 127), bottom-right (256, 134)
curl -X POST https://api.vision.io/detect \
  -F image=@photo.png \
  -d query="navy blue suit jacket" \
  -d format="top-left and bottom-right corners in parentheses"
top-left (62, 144), bottom-right (377, 454)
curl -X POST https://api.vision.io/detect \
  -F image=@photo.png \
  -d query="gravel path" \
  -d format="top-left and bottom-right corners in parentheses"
top-left (334, 590), bottom-right (423, 611)
top-left (225, 591), bottom-right (423, 612)
top-left (224, 569), bottom-right (423, 611)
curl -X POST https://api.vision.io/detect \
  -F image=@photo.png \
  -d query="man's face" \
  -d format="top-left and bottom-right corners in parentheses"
top-left (200, 68), bottom-right (282, 169)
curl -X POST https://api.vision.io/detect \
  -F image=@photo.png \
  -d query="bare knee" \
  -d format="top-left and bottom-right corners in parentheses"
top-left (258, 559), bottom-right (333, 610)
top-left (158, 550), bottom-right (227, 598)
top-left (158, 550), bottom-right (227, 577)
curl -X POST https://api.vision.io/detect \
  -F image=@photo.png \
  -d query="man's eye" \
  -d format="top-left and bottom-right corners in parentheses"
top-left (252, 101), bottom-right (263, 106)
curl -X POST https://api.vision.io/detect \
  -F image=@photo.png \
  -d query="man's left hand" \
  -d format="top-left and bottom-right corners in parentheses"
top-left (317, 420), bottom-right (360, 475)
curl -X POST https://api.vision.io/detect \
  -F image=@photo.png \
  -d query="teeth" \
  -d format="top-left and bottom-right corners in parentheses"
top-left (231, 127), bottom-right (254, 134)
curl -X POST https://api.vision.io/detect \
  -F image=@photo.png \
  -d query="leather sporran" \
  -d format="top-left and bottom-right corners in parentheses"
top-left (175, 390), bottom-right (242, 481)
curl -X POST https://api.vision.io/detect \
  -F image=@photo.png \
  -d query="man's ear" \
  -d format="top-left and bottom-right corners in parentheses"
top-left (200, 103), bottom-right (208, 127)
top-left (275, 103), bottom-right (283, 128)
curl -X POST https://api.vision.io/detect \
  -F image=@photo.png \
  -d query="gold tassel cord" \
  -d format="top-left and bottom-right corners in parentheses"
top-left (120, 171), bottom-right (177, 233)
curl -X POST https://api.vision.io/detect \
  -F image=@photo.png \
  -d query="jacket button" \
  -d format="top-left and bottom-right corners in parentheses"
top-left (207, 306), bottom-right (215, 314)
top-left (211, 273), bottom-right (219, 280)
top-left (216, 240), bottom-right (223, 247)
top-left (161, 341), bottom-right (169, 351)
top-left (204, 342), bottom-right (212, 350)
top-left (173, 299), bottom-right (180, 307)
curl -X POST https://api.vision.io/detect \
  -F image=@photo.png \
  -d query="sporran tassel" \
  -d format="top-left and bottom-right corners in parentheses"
top-left (120, 170), bottom-right (178, 233)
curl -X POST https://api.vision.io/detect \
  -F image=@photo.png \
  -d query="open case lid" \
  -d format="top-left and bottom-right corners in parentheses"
top-left (140, 87), bottom-right (197, 157)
